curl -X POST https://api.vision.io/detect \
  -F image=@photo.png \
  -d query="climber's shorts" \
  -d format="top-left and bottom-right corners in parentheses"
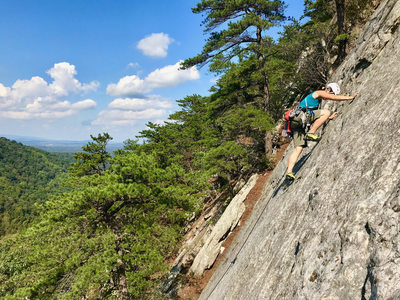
top-left (291, 109), bottom-right (322, 148)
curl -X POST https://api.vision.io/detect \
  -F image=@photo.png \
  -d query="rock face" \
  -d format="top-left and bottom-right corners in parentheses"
top-left (190, 174), bottom-right (258, 275)
top-left (160, 174), bottom-right (258, 297)
top-left (200, 1), bottom-right (400, 299)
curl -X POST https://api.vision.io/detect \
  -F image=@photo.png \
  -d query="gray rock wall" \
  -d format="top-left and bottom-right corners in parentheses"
top-left (200, 1), bottom-right (400, 299)
top-left (190, 174), bottom-right (258, 276)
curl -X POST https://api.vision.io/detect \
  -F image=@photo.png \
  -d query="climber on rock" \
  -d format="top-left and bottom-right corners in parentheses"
top-left (286, 83), bottom-right (359, 181)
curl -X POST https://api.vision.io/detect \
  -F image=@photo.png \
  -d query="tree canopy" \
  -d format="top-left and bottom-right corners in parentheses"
top-left (0, 134), bottom-right (203, 299)
top-left (0, 137), bottom-right (73, 235)
top-left (183, 0), bottom-right (285, 71)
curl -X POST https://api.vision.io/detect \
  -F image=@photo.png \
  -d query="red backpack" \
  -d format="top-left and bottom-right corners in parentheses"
top-left (282, 109), bottom-right (293, 138)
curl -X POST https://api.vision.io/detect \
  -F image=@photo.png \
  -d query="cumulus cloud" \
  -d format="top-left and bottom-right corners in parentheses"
top-left (0, 62), bottom-right (98, 119)
top-left (106, 61), bottom-right (199, 97)
top-left (145, 61), bottom-right (200, 89)
top-left (92, 95), bottom-right (171, 126)
top-left (106, 75), bottom-right (148, 97)
top-left (0, 98), bottom-right (97, 119)
top-left (0, 100), bottom-right (96, 119)
top-left (97, 60), bottom-right (199, 128)
top-left (0, 83), bottom-right (10, 97)
top-left (137, 33), bottom-right (174, 58)
top-left (10, 77), bottom-right (49, 101)
top-left (48, 62), bottom-right (99, 96)
top-left (92, 108), bottom-right (165, 126)
top-left (109, 96), bottom-right (172, 110)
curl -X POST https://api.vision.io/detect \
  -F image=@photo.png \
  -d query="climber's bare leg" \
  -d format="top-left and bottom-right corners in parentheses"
top-left (287, 146), bottom-right (304, 174)
top-left (308, 109), bottom-right (331, 134)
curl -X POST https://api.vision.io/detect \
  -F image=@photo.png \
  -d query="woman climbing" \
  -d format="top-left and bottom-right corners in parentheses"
top-left (286, 83), bottom-right (359, 181)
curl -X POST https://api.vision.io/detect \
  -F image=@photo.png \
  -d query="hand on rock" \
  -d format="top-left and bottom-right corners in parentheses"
top-left (329, 112), bottom-right (338, 120)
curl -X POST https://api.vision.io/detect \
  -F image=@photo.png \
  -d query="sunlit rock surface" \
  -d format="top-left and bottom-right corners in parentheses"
top-left (200, 1), bottom-right (400, 299)
top-left (190, 174), bottom-right (258, 275)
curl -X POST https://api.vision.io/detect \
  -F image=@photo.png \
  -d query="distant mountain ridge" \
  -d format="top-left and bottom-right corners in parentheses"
top-left (1, 134), bottom-right (124, 153)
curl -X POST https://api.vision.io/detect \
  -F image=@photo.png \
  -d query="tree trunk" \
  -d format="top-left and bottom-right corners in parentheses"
top-left (335, 0), bottom-right (347, 64)
top-left (264, 131), bottom-right (273, 156)
top-left (113, 230), bottom-right (130, 300)
top-left (256, 23), bottom-right (270, 110)
top-left (116, 263), bottom-right (129, 299)
top-left (256, 22), bottom-right (273, 155)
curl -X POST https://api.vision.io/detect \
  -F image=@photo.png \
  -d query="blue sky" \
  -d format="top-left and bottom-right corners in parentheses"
top-left (0, 0), bottom-right (305, 142)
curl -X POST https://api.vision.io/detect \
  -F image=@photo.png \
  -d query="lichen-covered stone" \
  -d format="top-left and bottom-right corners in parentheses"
top-left (200, 1), bottom-right (400, 299)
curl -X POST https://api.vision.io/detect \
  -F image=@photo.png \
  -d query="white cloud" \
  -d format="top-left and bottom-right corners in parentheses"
top-left (146, 61), bottom-right (200, 89)
top-left (0, 83), bottom-right (10, 98)
top-left (137, 33), bottom-right (174, 58)
top-left (92, 95), bottom-right (171, 126)
top-left (127, 62), bottom-right (139, 68)
top-left (0, 98), bottom-right (96, 119)
top-left (108, 96), bottom-right (172, 110)
top-left (101, 61), bottom-right (199, 127)
top-left (106, 75), bottom-right (148, 97)
top-left (47, 62), bottom-right (99, 96)
top-left (96, 59), bottom-right (200, 128)
top-left (11, 76), bottom-right (50, 101)
top-left (71, 99), bottom-right (97, 110)
top-left (106, 61), bottom-right (199, 97)
top-left (0, 62), bottom-right (98, 119)
top-left (92, 107), bottom-right (165, 126)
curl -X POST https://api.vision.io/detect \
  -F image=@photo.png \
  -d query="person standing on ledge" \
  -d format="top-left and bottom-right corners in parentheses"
top-left (286, 83), bottom-right (359, 181)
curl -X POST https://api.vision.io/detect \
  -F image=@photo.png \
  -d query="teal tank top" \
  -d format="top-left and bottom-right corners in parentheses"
top-left (298, 91), bottom-right (320, 109)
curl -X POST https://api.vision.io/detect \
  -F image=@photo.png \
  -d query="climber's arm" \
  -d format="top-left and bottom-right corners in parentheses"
top-left (315, 90), bottom-right (359, 101)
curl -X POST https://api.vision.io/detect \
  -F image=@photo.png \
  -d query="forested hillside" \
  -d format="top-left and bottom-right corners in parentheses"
top-left (0, 1), bottom-right (380, 299)
top-left (0, 137), bottom-right (73, 235)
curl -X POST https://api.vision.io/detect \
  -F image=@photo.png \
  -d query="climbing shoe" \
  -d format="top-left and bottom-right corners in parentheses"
top-left (305, 132), bottom-right (320, 141)
top-left (286, 172), bottom-right (296, 181)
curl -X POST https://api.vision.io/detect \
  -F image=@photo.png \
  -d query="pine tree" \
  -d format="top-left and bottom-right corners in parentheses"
top-left (182, 0), bottom-right (285, 108)
top-left (0, 134), bottom-right (203, 299)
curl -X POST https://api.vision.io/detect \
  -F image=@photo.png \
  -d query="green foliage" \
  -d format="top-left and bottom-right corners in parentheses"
top-left (0, 138), bottom-right (73, 235)
top-left (217, 106), bottom-right (273, 138)
top-left (0, 134), bottom-right (204, 299)
top-left (141, 87), bottom-right (274, 188)
top-left (183, 0), bottom-right (285, 70)
top-left (139, 95), bottom-right (221, 170)
top-left (200, 141), bottom-right (251, 183)
top-left (303, 0), bottom-right (334, 23)
top-left (71, 133), bottom-right (112, 177)
top-left (344, 0), bottom-right (377, 26)
top-left (302, 0), bottom-right (378, 68)
top-left (334, 33), bottom-right (350, 43)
